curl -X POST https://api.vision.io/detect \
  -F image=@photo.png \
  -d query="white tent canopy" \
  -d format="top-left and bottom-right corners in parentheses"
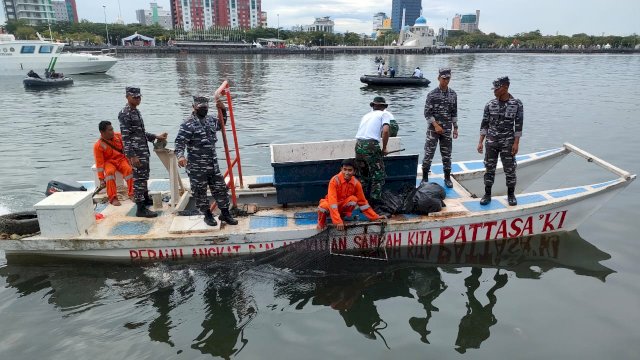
top-left (121, 32), bottom-right (155, 46)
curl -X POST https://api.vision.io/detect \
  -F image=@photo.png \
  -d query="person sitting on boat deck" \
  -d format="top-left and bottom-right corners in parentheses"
top-left (93, 120), bottom-right (134, 206)
top-left (118, 86), bottom-right (168, 218)
top-left (412, 67), bottom-right (424, 78)
top-left (422, 67), bottom-right (458, 187)
top-left (317, 159), bottom-right (384, 231)
top-left (27, 70), bottom-right (41, 79)
top-left (355, 96), bottom-right (392, 205)
top-left (174, 95), bottom-right (238, 227)
top-left (389, 66), bottom-right (396, 78)
top-left (477, 76), bottom-right (524, 206)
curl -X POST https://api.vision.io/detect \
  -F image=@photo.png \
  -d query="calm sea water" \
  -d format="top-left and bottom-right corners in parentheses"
top-left (0, 53), bottom-right (639, 359)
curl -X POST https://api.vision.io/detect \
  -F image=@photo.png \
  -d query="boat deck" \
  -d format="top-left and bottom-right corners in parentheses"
top-left (32, 174), bottom-right (494, 242)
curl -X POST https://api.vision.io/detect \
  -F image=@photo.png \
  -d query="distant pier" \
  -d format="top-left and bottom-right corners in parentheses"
top-left (65, 45), bottom-right (639, 55)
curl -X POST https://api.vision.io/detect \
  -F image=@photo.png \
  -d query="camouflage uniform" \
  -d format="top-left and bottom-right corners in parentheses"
top-left (174, 103), bottom-right (230, 213)
top-left (118, 88), bottom-right (156, 203)
top-left (354, 97), bottom-right (392, 202)
top-left (480, 95), bottom-right (524, 188)
top-left (355, 139), bottom-right (385, 201)
top-left (422, 85), bottom-right (458, 176)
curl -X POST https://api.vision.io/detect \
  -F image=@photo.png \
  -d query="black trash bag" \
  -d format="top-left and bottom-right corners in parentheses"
top-left (376, 185), bottom-right (416, 215)
top-left (412, 182), bottom-right (446, 214)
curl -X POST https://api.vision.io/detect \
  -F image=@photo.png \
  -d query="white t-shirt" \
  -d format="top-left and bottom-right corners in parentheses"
top-left (355, 110), bottom-right (393, 142)
top-left (413, 68), bottom-right (423, 78)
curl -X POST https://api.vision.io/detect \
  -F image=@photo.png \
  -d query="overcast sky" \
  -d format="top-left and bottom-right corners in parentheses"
top-left (2, 0), bottom-right (639, 36)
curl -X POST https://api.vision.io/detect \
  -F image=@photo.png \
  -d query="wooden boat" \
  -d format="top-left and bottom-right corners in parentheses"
top-left (23, 76), bottom-right (73, 88)
top-left (360, 74), bottom-right (430, 86)
top-left (0, 140), bottom-right (634, 263)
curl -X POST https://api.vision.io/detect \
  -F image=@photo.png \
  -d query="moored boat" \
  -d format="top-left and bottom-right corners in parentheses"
top-left (23, 76), bottom-right (74, 88)
top-left (0, 33), bottom-right (117, 76)
top-left (360, 74), bottom-right (430, 86)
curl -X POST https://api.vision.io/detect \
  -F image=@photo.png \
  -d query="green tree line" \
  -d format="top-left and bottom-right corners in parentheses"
top-left (3, 20), bottom-right (638, 48)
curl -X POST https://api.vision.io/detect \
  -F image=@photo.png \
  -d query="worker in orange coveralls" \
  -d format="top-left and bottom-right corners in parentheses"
top-left (317, 158), bottom-right (386, 231)
top-left (93, 120), bottom-right (133, 206)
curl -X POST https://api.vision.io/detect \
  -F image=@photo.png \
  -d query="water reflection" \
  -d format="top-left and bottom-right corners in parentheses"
top-left (0, 231), bottom-right (613, 356)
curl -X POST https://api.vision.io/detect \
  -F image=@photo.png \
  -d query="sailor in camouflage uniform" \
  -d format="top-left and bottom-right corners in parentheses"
top-left (355, 96), bottom-right (392, 204)
top-left (118, 86), bottom-right (168, 217)
top-left (174, 96), bottom-right (237, 227)
top-left (422, 68), bottom-right (458, 187)
top-left (477, 76), bottom-right (523, 206)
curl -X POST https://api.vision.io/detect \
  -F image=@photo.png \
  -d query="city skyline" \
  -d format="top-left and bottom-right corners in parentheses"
top-left (1, 0), bottom-right (639, 36)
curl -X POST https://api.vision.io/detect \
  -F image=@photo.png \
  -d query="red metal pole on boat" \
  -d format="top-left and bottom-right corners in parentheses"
top-left (213, 80), bottom-right (244, 208)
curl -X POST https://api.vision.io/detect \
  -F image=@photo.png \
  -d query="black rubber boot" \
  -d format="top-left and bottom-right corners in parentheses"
top-left (143, 192), bottom-right (153, 206)
top-left (479, 186), bottom-right (492, 205)
top-left (444, 170), bottom-right (453, 188)
top-left (507, 187), bottom-right (518, 206)
top-left (135, 202), bottom-right (157, 218)
top-left (203, 209), bottom-right (218, 227)
top-left (219, 208), bottom-right (238, 225)
top-left (421, 169), bottom-right (428, 183)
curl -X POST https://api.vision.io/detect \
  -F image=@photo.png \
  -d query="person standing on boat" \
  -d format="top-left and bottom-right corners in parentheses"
top-left (355, 96), bottom-right (392, 205)
top-left (317, 159), bottom-right (383, 231)
top-left (477, 76), bottom-right (523, 206)
top-left (422, 68), bottom-right (458, 187)
top-left (118, 86), bottom-right (168, 218)
top-left (174, 96), bottom-right (238, 227)
top-left (389, 66), bottom-right (396, 78)
top-left (93, 121), bottom-right (134, 206)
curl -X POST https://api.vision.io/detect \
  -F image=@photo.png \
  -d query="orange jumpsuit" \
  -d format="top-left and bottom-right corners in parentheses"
top-left (93, 133), bottom-right (133, 202)
top-left (317, 172), bottom-right (380, 227)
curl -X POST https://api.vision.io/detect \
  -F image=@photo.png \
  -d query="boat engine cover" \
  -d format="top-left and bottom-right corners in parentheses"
top-left (45, 178), bottom-right (87, 196)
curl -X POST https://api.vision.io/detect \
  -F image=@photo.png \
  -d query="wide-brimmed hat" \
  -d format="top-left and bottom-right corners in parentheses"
top-left (370, 96), bottom-right (388, 107)
top-left (492, 76), bottom-right (510, 90)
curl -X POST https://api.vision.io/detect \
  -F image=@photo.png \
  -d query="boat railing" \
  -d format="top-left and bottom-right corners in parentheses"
top-left (563, 143), bottom-right (633, 180)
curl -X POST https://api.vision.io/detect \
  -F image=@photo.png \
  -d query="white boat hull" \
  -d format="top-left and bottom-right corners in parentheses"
top-left (0, 143), bottom-right (634, 263)
top-left (0, 52), bottom-right (117, 75)
top-left (2, 176), bottom-right (632, 262)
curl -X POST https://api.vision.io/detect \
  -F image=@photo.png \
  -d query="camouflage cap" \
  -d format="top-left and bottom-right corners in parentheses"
top-left (438, 67), bottom-right (452, 78)
top-left (492, 76), bottom-right (510, 90)
top-left (126, 86), bottom-right (141, 97)
top-left (193, 96), bottom-right (210, 108)
top-left (370, 96), bottom-right (388, 107)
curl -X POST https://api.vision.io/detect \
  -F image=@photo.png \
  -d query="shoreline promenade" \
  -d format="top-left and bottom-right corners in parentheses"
top-left (66, 45), bottom-right (640, 55)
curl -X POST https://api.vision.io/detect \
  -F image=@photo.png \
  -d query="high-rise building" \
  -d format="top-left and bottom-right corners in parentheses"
top-left (373, 12), bottom-right (387, 31)
top-left (136, 2), bottom-right (172, 29)
top-left (52, 1), bottom-right (68, 22)
top-left (259, 11), bottom-right (267, 28)
top-left (452, 14), bottom-right (461, 30)
top-left (51, 0), bottom-right (78, 23)
top-left (169, 0), bottom-right (261, 31)
top-left (391, 0), bottom-right (421, 33)
top-left (2, 0), bottom-right (56, 25)
top-left (460, 10), bottom-right (480, 32)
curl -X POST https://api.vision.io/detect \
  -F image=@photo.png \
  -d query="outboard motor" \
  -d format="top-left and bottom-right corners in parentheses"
top-left (45, 178), bottom-right (87, 196)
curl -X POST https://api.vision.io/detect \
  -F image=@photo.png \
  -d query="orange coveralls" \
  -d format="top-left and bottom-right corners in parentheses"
top-left (317, 172), bottom-right (380, 227)
top-left (93, 133), bottom-right (133, 202)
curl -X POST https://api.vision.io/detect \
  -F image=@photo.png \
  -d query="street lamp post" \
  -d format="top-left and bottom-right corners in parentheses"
top-left (277, 14), bottom-right (280, 39)
top-left (103, 5), bottom-right (109, 46)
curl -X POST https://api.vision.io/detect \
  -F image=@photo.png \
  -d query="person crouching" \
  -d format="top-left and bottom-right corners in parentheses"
top-left (317, 159), bottom-right (385, 231)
